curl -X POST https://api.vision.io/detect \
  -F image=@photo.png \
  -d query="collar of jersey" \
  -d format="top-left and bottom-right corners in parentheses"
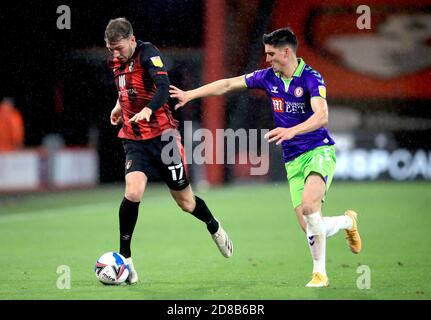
top-left (124, 40), bottom-right (143, 63)
top-left (275, 58), bottom-right (305, 92)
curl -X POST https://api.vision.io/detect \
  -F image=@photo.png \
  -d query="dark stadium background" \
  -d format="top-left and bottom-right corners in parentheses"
top-left (1, 0), bottom-right (430, 187)
top-left (0, 0), bottom-right (204, 183)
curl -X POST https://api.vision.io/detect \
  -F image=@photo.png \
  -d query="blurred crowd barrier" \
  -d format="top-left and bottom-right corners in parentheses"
top-left (335, 148), bottom-right (431, 181)
top-left (0, 147), bottom-right (98, 193)
top-left (332, 132), bottom-right (431, 181)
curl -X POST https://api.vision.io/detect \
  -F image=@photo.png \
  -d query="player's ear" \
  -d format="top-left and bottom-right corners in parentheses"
top-left (130, 35), bottom-right (136, 43)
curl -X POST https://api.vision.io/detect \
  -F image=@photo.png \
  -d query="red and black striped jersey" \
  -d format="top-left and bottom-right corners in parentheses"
top-left (109, 40), bottom-right (178, 140)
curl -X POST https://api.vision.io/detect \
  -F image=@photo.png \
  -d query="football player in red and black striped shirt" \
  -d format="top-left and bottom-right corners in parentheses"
top-left (105, 18), bottom-right (233, 284)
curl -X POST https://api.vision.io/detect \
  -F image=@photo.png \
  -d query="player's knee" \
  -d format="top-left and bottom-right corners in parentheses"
top-left (302, 202), bottom-right (316, 216)
top-left (125, 189), bottom-right (143, 202)
top-left (177, 198), bottom-right (195, 213)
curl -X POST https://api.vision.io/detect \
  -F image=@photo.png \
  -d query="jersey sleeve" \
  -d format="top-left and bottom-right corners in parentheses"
top-left (244, 68), bottom-right (269, 90)
top-left (305, 70), bottom-right (327, 99)
top-left (140, 42), bottom-right (170, 111)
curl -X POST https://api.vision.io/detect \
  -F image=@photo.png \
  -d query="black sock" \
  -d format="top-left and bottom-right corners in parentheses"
top-left (191, 196), bottom-right (219, 234)
top-left (119, 197), bottom-right (140, 258)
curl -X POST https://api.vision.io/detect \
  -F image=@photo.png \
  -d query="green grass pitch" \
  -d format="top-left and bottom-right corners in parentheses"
top-left (0, 182), bottom-right (430, 300)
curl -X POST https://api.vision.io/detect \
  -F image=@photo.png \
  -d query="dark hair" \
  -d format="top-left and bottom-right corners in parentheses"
top-left (104, 18), bottom-right (133, 43)
top-left (262, 28), bottom-right (297, 52)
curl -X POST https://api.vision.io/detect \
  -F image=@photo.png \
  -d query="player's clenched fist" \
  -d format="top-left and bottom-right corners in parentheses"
top-left (264, 127), bottom-right (297, 145)
top-left (110, 105), bottom-right (123, 125)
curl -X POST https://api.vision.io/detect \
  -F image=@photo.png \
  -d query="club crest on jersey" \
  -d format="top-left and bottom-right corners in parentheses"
top-left (128, 60), bottom-right (135, 72)
top-left (150, 56), bottom-right (163, 68)
top-left (126, 160), bottom-right (133, 170)
top-left (294, 86), bottom-right (304, 97)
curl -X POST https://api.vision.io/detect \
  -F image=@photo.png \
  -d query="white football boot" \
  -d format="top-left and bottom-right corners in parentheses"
top-left (126, 257), bottom-right (139, 285)
top-left (211, 220), bottom-right (233, 258)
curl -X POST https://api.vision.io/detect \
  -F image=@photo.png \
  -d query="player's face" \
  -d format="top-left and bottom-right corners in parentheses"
top-left (106, 36), bottom-right (136, 63)
top-left (265, 44), bottom-right (289, 72)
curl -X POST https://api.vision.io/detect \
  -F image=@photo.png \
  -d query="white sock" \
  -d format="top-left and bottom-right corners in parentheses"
top-left (303, 212), bottom-right (326, 276)
top-left (324, 215), bottom-right (353, 238)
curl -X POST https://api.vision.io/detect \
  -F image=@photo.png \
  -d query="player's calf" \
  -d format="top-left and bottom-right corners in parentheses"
top-left (172, 188), bottom-right (233, 258)
top-left (175, 197), bottom-right (196, 213)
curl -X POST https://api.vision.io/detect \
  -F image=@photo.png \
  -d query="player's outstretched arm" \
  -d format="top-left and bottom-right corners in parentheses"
top-left (169, 75), bottom-right (246, 110)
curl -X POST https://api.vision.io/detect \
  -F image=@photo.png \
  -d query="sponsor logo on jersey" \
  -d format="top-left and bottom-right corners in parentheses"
top-left (126, 160), bottom-right (133, 170)
top-left (119, 88), bottom-right (138, 97)
top-left (150, 56), bottom-right (163, 67)
top-left (285, 102), bottom-right (306, 114)
top-left (272, 98), bottom-right (284, 113)
top-left (119, 74), bottom-right (126, 90)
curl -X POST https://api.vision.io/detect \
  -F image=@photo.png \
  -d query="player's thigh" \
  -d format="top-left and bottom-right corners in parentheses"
top-left (302, 145), bottom-right (336, 208)
top-left (302, 173), bottom-right (326, 205)
top-left (125, 171), bottom-right (148, 201)
top-left (122, 139), bottom-right (151, 201)
top-left (154, 135), bottom-right (190, 192)
top-left (285, 160), bottom-right (305, 209)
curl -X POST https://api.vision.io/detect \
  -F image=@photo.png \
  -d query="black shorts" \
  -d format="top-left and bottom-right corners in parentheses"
top-left (122, 135), bottom-right (190, 191)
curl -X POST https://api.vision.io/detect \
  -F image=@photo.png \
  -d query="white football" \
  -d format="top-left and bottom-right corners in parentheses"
top-left (95, 252), bottom-right (129, 285)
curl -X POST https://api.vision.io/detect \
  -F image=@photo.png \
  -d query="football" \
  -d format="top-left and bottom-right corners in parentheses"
top-left (95, 252), bottom-right (130, 285)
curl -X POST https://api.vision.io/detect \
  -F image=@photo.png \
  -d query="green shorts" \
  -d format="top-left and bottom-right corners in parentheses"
top-left (285, 145), bottom-right (336, 209)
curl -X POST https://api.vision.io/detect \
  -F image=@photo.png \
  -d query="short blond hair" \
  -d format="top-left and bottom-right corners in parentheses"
top-left (104, 17), bottom-right (133, 43)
